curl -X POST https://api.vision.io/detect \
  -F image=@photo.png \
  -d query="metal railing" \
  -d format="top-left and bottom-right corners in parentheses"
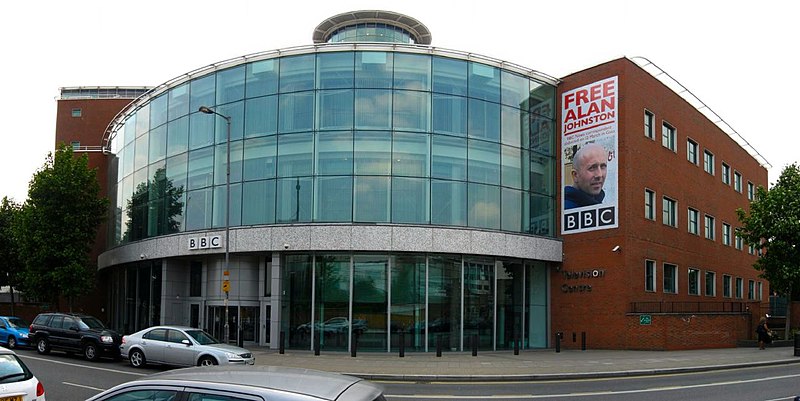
top-left (630, 301), bottom-right (747, 314)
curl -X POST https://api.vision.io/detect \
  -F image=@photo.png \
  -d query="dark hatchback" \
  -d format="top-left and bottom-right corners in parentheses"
top-left (29, 312), bottom-right (122, 361)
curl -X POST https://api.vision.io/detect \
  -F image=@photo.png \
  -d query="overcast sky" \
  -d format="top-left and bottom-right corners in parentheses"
top-left (2, 0), bottom-right (797, 203)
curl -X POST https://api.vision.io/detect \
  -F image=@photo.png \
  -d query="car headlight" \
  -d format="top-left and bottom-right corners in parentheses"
top-left (20, 333), bottom-right (28, 339)
top-left (224, 352), bottom-right (239, 359)
top-left (100, 335), bottom-right (114, 344)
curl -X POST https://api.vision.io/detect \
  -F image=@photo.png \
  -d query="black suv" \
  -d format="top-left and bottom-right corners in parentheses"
top-left (29, 313), bottom-right (122, 361)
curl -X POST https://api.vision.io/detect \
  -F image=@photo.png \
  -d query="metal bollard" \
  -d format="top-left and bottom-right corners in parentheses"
top-left (555, 332), bottom-right (562, 353)
top-left (472, 334), bottom-right (478, 357)
top-left (581, 332), bottom-right (586, 351)
top-left (794, 335), bottom-right (800, 357)
top-left (351, 332), bottom-right (358, 357)
top-left (514, 332), bottom-right (519, 355)
top-left (314, 334), bottom-right (320, 356)
top-left (399, 332), bottom-right (405, 358)
top-left (436, 335), bottom-right (442, 357)
top-left (279, 331), bottom-right (285, 355)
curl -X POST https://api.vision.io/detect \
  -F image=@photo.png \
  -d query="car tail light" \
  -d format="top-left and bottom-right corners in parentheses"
top-left (121, 336), bottom-right (127, 344)
top-left (36, 381), bottom-right (45, 397)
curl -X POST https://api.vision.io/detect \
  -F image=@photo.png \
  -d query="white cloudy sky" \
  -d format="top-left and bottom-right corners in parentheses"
top-left (1, 0), bottom-right (797, 202)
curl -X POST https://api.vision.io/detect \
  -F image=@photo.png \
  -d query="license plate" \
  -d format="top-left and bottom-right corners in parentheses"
top-left (0, 396), bottom-right (23, 401)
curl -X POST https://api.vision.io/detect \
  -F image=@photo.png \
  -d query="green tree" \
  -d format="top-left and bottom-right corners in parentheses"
top-left (0, 197), bottom-right (22, 314)
top-left (736, 163), bottom-right (800, 339)
top-left (14, 144), bottom-right (108, 310)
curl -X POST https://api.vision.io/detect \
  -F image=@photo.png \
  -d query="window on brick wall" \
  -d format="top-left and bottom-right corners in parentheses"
top-left (705, 271), bottom-right (716, 296)
top-left (735, 277), bottom-right (743, 299)
top-left (721, 163), bottom-right (730, 185)
top-left (723, 275), bottom-right (732, 298)
top-left (644, 110), bottom-right (655, 139)
top-left (645, 260), bottom-right (656, 292)
top-left (664, 263), bottom-right (677, 294)
top-left (688, 268), bottom-right (700, 295)
top-left (687, 139), bottom-right (698, 164)
top-left (645, 189), bottom-right (655, 220)
top-left (688, 208), bottom-right (699, 234)
top-left (662, 122), bottom-right (676, 151)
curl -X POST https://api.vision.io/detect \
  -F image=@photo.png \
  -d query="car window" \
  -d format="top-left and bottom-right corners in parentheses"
top-left (0, 320), bottom-right (6, 329)
top-left (144, 329), bottom-right (168, 341)
top-left (185, 330), bottom-right (219, 345)
top-left (98, 389), bottom-right (178, 401)
top-left (51, 316), bottom-right (65, 329)
top-left (7, 317), bottom-right (28, 328)
top-left (63, 317), bottom-right (78, 329)
top-left (167, 330), bottom-right (189, 344)
top-left (186, 393), bottom-right (255, 401)
top-left (79, 316), bottom-right (107, 329)
top-left (32, 314), bottom-right (50, 325)
top-left (0, 354), bottom-right (33, 383)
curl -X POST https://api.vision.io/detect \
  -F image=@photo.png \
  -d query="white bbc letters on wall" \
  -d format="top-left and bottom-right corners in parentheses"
top-left (189, 235), bottom-right (223, 250)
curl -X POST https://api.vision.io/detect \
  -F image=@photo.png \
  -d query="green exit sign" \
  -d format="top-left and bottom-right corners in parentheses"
top-left (640, 314), bottom-right (652, 325)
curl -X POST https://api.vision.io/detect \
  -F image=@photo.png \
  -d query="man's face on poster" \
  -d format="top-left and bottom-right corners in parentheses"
top-left (571, 145), bottom-right (608, 196)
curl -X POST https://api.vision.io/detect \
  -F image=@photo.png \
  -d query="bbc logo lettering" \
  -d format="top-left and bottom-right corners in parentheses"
top-left (188, 235), bottom-right (223, 250)
top-left (563, 206), bottom-right (616, 233)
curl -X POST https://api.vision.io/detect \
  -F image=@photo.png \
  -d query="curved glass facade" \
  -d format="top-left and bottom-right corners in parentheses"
top-left (109, 48), bottom-right (556, 246)
top-left (328, 24), bottom-right (416, 44)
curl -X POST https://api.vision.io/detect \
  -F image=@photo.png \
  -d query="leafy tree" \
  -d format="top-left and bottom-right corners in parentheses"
top-left (14, 144), bottom-right (108, 310)
top-left (0, 197), bottom-right (22, 314)
top-left (736, 163), bottom-right (800, 339)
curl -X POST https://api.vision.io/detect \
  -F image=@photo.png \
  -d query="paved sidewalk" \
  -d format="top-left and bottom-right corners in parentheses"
top-left (249, 345), bottom-right (800, 381)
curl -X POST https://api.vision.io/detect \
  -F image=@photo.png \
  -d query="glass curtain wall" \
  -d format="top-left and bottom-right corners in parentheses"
top-left (109, 261), bottom-right (162, 335)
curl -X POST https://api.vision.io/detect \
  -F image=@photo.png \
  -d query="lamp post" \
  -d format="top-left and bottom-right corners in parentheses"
top-left (199, 106), bottom-right (232, 345)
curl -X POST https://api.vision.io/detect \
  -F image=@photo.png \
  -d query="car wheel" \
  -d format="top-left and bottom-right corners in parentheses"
top-left (198, 356), bottom-right (218, 366)
top-left (129, 349), bottom-right (146, 367)
top-left (84, 342), bottom-right (99, 361)
top-left (7, 336), bottom-right (16, 349)
top-left (36, 338), bottom-right (51, 355)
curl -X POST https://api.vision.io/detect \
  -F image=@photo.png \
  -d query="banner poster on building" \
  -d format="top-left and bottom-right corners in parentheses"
top-left (561, 76), bottom-right (619, 235)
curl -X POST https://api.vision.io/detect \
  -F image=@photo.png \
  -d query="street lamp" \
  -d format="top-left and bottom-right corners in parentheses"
top-left (199, 106), bottom-right (233, 345)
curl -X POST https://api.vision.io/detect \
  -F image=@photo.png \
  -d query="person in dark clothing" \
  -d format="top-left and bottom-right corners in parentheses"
top-left (565, 143), bottom-right (607, 209)
top-left (756, 316), bottom-right (771, 349)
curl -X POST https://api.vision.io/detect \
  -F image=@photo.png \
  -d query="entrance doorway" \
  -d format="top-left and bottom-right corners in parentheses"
top-left (206, 305), bottom-right (259, 345)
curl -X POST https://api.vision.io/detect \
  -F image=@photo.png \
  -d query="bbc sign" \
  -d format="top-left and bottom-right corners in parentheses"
top-left (563, 206), bottom-right (616, 233)
top-left (189, 235), bottom-right (223, 250)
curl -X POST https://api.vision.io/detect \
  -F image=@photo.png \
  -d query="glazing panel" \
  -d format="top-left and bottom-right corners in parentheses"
top-left (316, 130), bottom-right (353, 175)
top-left (501, 187), bottom-right (522, 232)
top-left (501, 144), bottom-right (522, 189)
top-left (166, 153), bottom-right (188, 195)
top-left (134, 134), bottom-right (149, 172)
top-left (468, 140), bottom-right (500, 185)
top-left (468, 98), bottom-right (500, 142)
top-left (468, 62), bottom-right (500, 102)
top-left (149, 164), bottom-right (183, 236)
top-left (431, 135), bottom-right (466, 181)
top-left (214, 101), bottom-right (244, 143)
top-left (190, 74), bottom-right (216, 114)
top-left (277, 132), bottom-right (313, 177)
top-left (354, 131), bottom-right (391, 175)
top-left (392, 132), bottom-right (429, 177)
top-left (246, 59), bottom-right (278, 98)
top-left (496, 260), bottom-right (523, 349)
top-left (431, 179), bottom-right (466, 226)
top-left (244, 96), bottom-right (278, 138)
top-left (355, 89), bottom-right (392, 130)
top-left (392, 177), bottom-right (429, 224)
top-left (212, 183), bottom-right (242, 228)
top-left (501, 105), bottom-right (525, 147)
top-left (427, 255), bottom-right (462, 351)
top-left (432, 94), bottom-right (467, 136)
top-left (432, 57), bottom-right (468, 96)
top-left (122, 143), bottom-right (134, 178)
top-left (529, 82), bottom-right (555, 119)
top-left (185, 187), bottom-right (212, 230)
top-left (276, 177), bottom-right (312, 223)
top-left (243, 136), bottom-right (276, 181)
top-left (136, 105), bottom-right (150, 137)
top-left (526, 261), bottom-right (548, 348)
top-left (530, 193), bottom-right (553, 237)
top-left (123, 115), bottom-right (137, 145)
top-left (501, 71), bottom-right (529, 109)
top-left (394, 53), bottom-right (430, 91)
top-left (127, 169), bottom-right (149, 241)
top-left (314, 255), bottom-right (351, 352)
top-left (390, 255), bottom-right (425, 352)
top-left (353, 255), bottom-right (388, 351)
top-left (149, 124), bottom-right (167, 163)
top-left (279, 92), bottom-right (314, 133)
top-left (317, 52), bottom-right (354, 89)
top-left (530, 114), bottom-right (554, 156)
top-left (464, 259), bottom-right (494, 350)
top-left (280, 54), bottom-right (315, 92)
top-left (168, 83), bottom-right (190, 121)
top-left (354, 176), bottom-right (390, 222)
top-left (216, 65), bottom-right (246, 105)
top-left (530, 153), bottom-right (554, 196)
top-left (393, 90), bottom-right (430, 132)
top-left (314, 176), bottom-right (353, 222)
top-left (317, 90), bottom-right (354, 130)
top-left (282, 254), bottom-right (312, 349)
top-left (150, 94), bottom-right (168, 129)
top-left (241, 179), bottom-right (276, 225)
top-left (355, 51), bottom-right (393, 89)
top-left (468, 183), bottom-right (500, 229)
top-left (187, 147), bottom-right (214, 190)
top-left (167, 116), bottom-right (189, 157)
top-left (214, 140), bottom-right (244, 185)
top-left (189, 112), bottom-right (214, 150)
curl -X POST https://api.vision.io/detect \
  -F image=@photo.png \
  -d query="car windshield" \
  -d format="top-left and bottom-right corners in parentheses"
top-left (78, 316), bottom-right (106, 330)
top-left (0, 355), bottom-right (33, 383)
top-left (185, 330), bottom-right (219, 345)
top-left (6, 317), bottom-right (28, 328)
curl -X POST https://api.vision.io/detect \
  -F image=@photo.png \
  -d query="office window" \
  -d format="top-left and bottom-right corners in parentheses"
top-left (644, 110), bottom-right (655, 139)
top-left (735, 277), bottom-right (743, 299)
top-left (662, 122), bottom-right (676, 151)
top-left (747, 182), bottom-right (755, 200)
top-left (748, 244), bottom-right (755, 255)
top-left (704, 215), bottom-right (715, 240)
top-left (663, 197), bottom-right (677, 227)
top-left (734, 171), bottom-right (742, 192)
top-left (735, 234), bottom-right (743, 250)
top-left (663, 263), bottom-right (677, 294)
top-left (723, 275), bottom-right (732, 298)
top-left (70, 141), bottom-right (81, 150)
top-left (645, 260), bottom-right (656, 292)
top-left (705, 271), bottom-right (716, 296)
top-left (721, 163), bottom-right (730, 185)
top-left (71, 108), bottom-right (82, 117)
top-left (687, 139), bottom-right (698, 164)
top-left (703, 150), bottom-right (714, 174)
top-left (688, 268), bottom-right (700, 295)
top-left (748, 280), bottom-right (755, 300)
top-left (687, 208), bottom-right (699, 234)
top-left (722, 223), bottom-right (731, 246)
top-left (645, 189), bottom-right (655, 220)
top-left (757, 282), bottom-right (763, 301)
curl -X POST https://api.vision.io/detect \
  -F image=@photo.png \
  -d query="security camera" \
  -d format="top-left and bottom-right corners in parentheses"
top-left (139, 254), bottom-right (146, 260)
top-left (283, 243), bottom-right (289, 250)
top-left (611, 246), bottom-right (620, 252)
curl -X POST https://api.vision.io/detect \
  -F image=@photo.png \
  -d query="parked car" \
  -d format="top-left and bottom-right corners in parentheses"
top-left (0, 347), bottom-right (46, 400)
top-left (0, 316), bottom-right (31, 349)
top-left (85, 365), bottom-right (384, 401)
top-left (297, 317), bottom-right (368, 335)
top-left (28, 312), bottom-right (122, 362)
top-left (120, 325), bottom-right (255, 368)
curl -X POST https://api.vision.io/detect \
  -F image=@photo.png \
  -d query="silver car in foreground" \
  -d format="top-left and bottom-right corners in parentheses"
top-left (120, 325), bottom-right (254, 368)
top-left (85, 365), bottom-right (385, 401)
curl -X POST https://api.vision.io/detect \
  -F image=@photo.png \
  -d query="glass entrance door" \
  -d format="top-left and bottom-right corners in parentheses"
top-left (206, 305), bottom-right (238, 344)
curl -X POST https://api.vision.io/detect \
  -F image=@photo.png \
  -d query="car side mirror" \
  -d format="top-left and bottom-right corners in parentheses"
top-left (182, 339), bottom-right (192, 346)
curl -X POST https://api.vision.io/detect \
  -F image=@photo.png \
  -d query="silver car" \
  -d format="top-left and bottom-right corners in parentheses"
top-left (120, 325), bottom-right (254, 368)
top-left (85, 365), bottom-right (385, 401)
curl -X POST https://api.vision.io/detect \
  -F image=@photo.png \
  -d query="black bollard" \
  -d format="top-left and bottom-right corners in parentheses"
top-left (399, 332), bottom-right (405, 358)
top-left (514, 332), bottom-right (519, 355)
top-left (555, 332), bottom-right (562, 353)
top-left (794, 334), bottom-right (800, 357)
top-left (314, 334), bottom-right (320, 356)
top-left (279, 331), bottom-right (285, 354)
top-left (471, 334), bottom-right (478, 357)
top-left (436, 335), bottom-right (442, 357)
top-left (351, 332), bottom-right (358, 357)
top-left (581, 332), bottom-right (586, 351)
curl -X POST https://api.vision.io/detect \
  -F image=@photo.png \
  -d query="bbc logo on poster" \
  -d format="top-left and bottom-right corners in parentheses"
top-left (563, 206), bottom-right (616, 233)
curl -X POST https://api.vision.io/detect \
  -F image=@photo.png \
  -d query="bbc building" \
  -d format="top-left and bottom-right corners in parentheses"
top-left (58, 11), bottom-right (768, 352)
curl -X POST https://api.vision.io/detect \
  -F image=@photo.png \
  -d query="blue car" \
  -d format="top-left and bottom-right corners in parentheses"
top-left (0, 316), bottom-right (31, 349)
